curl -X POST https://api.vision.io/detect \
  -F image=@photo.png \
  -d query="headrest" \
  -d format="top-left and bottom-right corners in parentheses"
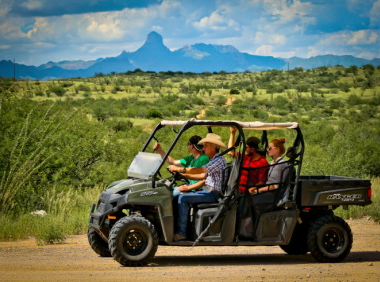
top-left (285, 146), bottom-right (297, 160)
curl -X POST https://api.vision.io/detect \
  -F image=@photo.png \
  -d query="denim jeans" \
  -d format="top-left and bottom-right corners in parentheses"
top-left (173, 186), bottom-right (185, 197)
top-left (176, 190), bottom-right (220, 237)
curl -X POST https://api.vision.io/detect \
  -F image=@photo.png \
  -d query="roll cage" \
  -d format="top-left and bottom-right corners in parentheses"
top-left (139, 119), bottom-right (304, 206)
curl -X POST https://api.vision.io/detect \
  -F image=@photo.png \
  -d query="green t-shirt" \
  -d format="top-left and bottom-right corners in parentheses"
top-left (179, 153), bottom-right (209, 185)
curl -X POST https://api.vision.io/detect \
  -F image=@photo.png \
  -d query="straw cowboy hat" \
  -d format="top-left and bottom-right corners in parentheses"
top-left (198, 133), bottom-right (227, 148)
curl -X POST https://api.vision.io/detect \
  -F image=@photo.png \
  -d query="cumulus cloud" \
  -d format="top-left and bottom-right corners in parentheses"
top-left (261, 0), bottom-right (315, 25)
top-left (193, 10), bottom-right (240, 34)
top-left (255, 45), bottom-right (274, 56)
top-left (358, 50), bottom-right (379, 59)
top-left (255, 32), bottom-right (287, 45)
top-left (320, 30), bottom-right (379, 46)
top-left (21, 0), bottom-right (42, 10)
top-left (370, 0), bottom-right (380, 27)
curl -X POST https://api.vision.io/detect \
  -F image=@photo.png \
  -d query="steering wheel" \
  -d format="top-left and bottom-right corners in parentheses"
top-left (165, 167), bottom-right (190, 188)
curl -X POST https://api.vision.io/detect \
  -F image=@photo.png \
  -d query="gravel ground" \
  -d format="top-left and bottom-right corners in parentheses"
top-left (0, 218), bottom-right (379, 281)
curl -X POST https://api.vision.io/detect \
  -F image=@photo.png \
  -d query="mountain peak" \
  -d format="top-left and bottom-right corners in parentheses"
top-left (134, 31), bottom-right (171, 56)
top-left (145, 31), bottom-right (164, 46)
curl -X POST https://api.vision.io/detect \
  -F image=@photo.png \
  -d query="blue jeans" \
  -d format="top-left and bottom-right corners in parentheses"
top-left (173, 186), bottom-right (185, 197)
top-left (176, 190), bottom-right (220, 237)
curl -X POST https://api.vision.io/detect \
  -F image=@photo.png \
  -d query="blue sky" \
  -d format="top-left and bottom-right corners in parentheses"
top-left (0, 0), bottom-right (379, 66)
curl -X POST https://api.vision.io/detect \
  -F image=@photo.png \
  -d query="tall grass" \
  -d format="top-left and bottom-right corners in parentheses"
top-left (0, 184), bottom-right (105, 245)
top-left (0, 97), bottom-right (83, 215)
top-left (335, 176), bottom-right (380, 222)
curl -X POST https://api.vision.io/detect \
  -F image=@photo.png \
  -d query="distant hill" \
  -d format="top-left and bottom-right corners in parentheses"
top-left (285, 55), bottom-right (380, 70)
top-left (1, 31), bottom-right (379, 80)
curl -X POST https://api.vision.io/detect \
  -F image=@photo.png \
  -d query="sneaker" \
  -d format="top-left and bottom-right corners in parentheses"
top-left (173, 233), bottom-right (186, 241)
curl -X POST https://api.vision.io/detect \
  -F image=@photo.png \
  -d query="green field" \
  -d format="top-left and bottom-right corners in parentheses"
top-left (1, 65), bottom-right (379, 244)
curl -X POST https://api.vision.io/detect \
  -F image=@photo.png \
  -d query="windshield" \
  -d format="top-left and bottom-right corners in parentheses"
top-left (127, 152), bottom-right (163, 179)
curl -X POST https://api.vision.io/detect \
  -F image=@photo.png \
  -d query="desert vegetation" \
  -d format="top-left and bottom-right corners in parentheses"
top-left (0, 65), bottom-right (379, 244)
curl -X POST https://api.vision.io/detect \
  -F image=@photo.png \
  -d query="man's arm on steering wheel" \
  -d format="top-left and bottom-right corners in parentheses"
top-left (167, 165), bottom-right (207, 175)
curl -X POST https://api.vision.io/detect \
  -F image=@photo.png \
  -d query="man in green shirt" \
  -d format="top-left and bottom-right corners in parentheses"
top-left (153, 135), bottom-right (209, 195)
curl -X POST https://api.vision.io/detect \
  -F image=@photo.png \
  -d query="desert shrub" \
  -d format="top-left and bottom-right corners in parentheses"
top-left (347, 94), bottom-right (364, 105)
top-left (48, 84), bottom-right (66, 96)
top-left (146, 107), bottom-right (163, 119)
top-left (108, 120), bottom-right (133, 133)
top-left (214, 95), bottom-right (228, 106)
top-left (76, 84), bottom-right (91, 92)
top-left (60, 82), bottom-right (74, 88)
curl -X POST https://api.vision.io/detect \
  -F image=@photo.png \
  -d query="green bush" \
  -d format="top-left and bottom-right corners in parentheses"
top-left (146, 107), bottom-right (163, 119)
top-left (48, 84), bottom-right (66, 96)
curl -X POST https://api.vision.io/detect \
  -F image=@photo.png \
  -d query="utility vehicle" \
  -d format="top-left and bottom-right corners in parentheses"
top-left (88, 119), bottom-right (372, 266)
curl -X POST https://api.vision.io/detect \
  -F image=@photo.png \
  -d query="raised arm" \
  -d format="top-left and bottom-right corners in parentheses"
top-left (153, 142), bottom-right (181, 165)
top-left (228, 127), bottom-right (238, 157)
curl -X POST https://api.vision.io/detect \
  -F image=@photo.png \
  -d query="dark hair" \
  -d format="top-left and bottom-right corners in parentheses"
top-left (246, 136), bottom-right (260, 149)
top-left (189, 135), bottom-right (203, 151)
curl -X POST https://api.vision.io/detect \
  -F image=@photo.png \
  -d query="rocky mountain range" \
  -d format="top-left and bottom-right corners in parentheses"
top-left (1, 31), bottom-right (379, 80)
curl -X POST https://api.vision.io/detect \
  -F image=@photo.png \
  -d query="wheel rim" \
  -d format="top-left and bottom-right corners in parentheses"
top-left (123, 229), bottom-right (148, 255)
top-left (320, 227), bottom-right (345, 253)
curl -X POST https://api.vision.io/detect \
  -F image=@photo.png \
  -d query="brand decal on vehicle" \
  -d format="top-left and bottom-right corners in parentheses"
top-left (140, 191), bottom-right (158, 197)
top-left (327, 193), bottom-right (362, 201)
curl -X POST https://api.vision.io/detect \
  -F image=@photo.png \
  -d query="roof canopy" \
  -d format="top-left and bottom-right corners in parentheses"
top-left (160, 119), bottom-right (299, 130)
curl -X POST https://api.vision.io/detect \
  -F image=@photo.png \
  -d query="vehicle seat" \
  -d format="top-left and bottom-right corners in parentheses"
top-left (238, 164), bottom-right (294, 239)
top-left (195, 164), bottom-right (233, 209)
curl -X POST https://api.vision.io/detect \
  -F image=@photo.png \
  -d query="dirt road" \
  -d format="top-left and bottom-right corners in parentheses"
top-left (1, 218), bottom-right (379, 281)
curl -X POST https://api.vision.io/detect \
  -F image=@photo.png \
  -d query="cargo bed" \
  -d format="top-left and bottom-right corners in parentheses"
top-left (298, 175), bottom-right (372, 207)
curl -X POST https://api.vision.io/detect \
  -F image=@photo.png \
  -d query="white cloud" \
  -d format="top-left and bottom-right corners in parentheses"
top-left (307, 46), bottom-right (323, 58)
top-left (193, 10), bottom-right (240, 33)
top-left (370, 0), bottom-right (380, 27)
top-left (21, 0), bottom-right (42, 10)
top-left (151, 25), bottom-right (163, 33)
top-left (254, 44), bottom-right (295, 58)
top-left (255, 45), bottom-right (274, 56)
top-left (86, 16), bottom-right (124, 41)
top-left (347, 30), bottom-right (378, 45)
top-left (255, 32), bottom-right (287, 45)
top-left (319, 30), bottom-right (379, 46)
top-left (357, 50), bottom-right (379, 59)
top-left (261, 0), bottom-right (315, 25)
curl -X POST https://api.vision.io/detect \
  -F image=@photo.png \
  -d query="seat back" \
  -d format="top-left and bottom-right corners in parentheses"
top-left (221, 164), bottom-right (233, 196)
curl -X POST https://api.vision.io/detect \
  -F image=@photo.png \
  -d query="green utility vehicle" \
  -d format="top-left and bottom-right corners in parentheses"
top-left (88, 119), bottom-right (372, 266)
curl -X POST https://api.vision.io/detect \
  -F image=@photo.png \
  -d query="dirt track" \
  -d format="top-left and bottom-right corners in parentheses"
top-left (1, 218), bottom-right (379, 281)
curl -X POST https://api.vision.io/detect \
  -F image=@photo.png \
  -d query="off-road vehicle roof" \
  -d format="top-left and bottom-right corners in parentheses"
top-left (160, 119), bottom-right (299, 130)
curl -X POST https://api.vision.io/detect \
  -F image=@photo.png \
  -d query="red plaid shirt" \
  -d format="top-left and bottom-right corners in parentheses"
top-left (239, 155), bottom-right (268, 193)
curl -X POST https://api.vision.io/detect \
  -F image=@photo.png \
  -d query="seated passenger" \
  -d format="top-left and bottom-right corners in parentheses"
top-left (167, 133), bottom-right (227, 241)
top-left (228, 127), bottom-right (268, 194)
top-left (249, 138), bottom-right (288, 194)
top-left (153, 135), bottom-right (209, 196)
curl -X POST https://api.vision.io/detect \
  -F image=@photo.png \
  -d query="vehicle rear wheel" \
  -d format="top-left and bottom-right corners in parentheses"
top-left (280, 222), bottom-right (309, 255)
top-left (87, 226), bottom-right (111, 257)
top-left (307, 215), bottom-right (352, 263)
top-left (109, 215), bottom-right (158, 266)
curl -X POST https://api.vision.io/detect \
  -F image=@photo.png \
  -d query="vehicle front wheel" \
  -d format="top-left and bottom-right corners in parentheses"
top-left (307, 215), bottom-right (352, 263)
top-left (108, 215), bottom-right (158, 266)
top-left (87, 226), bottom-right (111, 257)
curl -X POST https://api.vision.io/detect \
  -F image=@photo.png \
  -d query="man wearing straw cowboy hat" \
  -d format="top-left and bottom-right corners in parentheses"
top-left (167, 133), bottom-right (227, 241)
